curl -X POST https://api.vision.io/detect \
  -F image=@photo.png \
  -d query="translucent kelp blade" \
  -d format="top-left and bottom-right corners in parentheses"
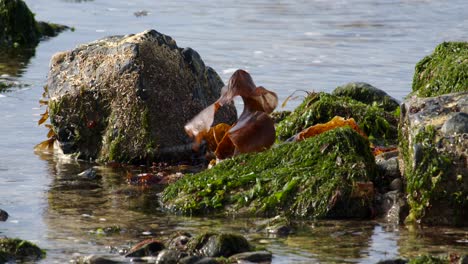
top-left (215, 132), bottom-right (236, 160)
top-left (219, 69), bottom-right (278, 115)
top-left (184, 102), bottom-right (220, 140)
top-left (228, 111), bottom-right (276, 154)
top-left (294, 116), bottom-right (367, 141)
top-left (204, 123), bottom-right (231, 152)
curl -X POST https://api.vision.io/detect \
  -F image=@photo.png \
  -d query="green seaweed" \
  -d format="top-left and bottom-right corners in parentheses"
top-left (402, 126), bottom-right (466, 225)
top-left (162, 127), bottom-right (376, 219)
top-left (332, 82), bottom-right (399, 112)
top-left (276, 92), bottom-right (398, 145)
top-left (0, 237), bottom-right (46, 262)
top-left (412, 42), bottom-right (468, 97)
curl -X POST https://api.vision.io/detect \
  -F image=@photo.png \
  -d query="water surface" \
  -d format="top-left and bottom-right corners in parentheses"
top-left (1, 0), bottom-right (467, 263)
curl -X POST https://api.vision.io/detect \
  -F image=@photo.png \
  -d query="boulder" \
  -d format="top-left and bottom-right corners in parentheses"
top-left (332, 82), bottom-right (400, 112)
top-left (47, 29), bottom-right (237, 164)
top-left (399, 92), bottom-right (468, 226)
top-left (275, 92), bottom-right (398, 146)
top-left (412, 42), bottom-right (468, 97)
top-left (163, 127), bottom-right (377, 219)
top-left (0, 0), bottom-right (68, 47)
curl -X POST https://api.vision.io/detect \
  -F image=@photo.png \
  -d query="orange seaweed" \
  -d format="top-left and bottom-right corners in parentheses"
top-left (293, 116), bottom-right (367, 141)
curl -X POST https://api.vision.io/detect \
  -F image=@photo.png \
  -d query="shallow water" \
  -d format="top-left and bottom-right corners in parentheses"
top-left (0, 0), bottom-right (467, 263)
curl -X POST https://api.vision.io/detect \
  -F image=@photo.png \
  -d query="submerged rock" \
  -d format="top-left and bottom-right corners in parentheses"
top-left (0, 0), bottom-right (68, 47)
top-left (163, 127), bottom-right (376, 219)
top-left (332, 82), bottom-right (400, 112)
top-left (275, 92), bottom-right (398, 145)
top-left (47, 29), bottom-right (237, 164)
top-left (0, 237), bottom-right (46, 262)
top-left (412, 42), bottom-right (468, 97)
top-left (399, 92), bottom-right (468, 226)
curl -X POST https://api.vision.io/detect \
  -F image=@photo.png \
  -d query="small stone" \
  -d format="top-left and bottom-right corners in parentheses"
top-left (154, 249), bottom-right (187, 264)
top-left (389, 178), bottom-right (402, 192)
top-left (229, 251), bottom-right (273, 263)
top-left (189, 232), bottom-right (252, 258)
top-left (441, 112), bottom-right (468, 135)
top-left (77, 168), bottom-right (98, 180)
top-left (125, 238), bottom-right (165, 258)
top-left (0, 209), bottom-right (8, 221)
top-left (179, 256), bottom-right (203, 264)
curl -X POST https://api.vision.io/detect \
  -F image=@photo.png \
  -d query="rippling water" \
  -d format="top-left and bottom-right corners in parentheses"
top-left (1, 0), bottom-right (467, 263)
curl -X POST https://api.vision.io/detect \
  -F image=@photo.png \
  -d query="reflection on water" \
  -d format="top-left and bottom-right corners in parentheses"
top-left (34, 151), bottom-right (468, 263)
top-left (0, 47), bottom-right (35, 77)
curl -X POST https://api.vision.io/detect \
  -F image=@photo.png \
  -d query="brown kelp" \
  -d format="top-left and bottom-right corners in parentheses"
top-left (185, 69), bottom-right (278, 159)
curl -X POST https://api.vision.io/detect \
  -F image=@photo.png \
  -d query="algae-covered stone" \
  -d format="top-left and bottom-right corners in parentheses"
top-left (47, 29), bottom-right (237, 163)
top-left (412, 42), bottom-right (468, 97)
top-left (407, 255), bottom-right (448, 264)
top-left (332, 82), bottom-right (400, 112)
top-left (163, 127), bottom-right (376, 219)
top-left (0, 0), bottom-right (67, 47)
top-left (0, 237), bottom-right (46, 262)
top-left (276, 92), bottom-right (398, 145)
top-left (188, 232), bottom-right (253, 258)
top-left (399, 92), bottom-right (468, 226)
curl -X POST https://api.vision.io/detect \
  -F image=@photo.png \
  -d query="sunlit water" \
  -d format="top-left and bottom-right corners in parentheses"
top-left (0, 0), bottom-right (467, 263)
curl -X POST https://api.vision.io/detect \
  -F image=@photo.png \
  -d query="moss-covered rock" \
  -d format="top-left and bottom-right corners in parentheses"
top-left (332, 82), bottom-right (400, 112)
top-left (0, 237), bottom-right (46, 262)
top-left (47, 29), bottom-right (237, 164)
top-left (412, 42), bottom-right (468, 97)
top-left (276, 92), bottom-right (398, 145)
top-left (162, 127), bottom-right (376, 219)
top-left (0, 0), bottom-right (68, 47)
top-left (399, 92), bottom-right (468, 226)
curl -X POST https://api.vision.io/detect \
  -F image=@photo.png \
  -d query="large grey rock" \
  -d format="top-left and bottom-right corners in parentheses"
top-left (47, 29), bottom-right (237, 164)
top-left (399, 92), bottom-right (468, 226)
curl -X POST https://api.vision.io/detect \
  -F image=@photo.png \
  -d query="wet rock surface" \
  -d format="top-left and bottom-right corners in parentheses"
top-left (332, 82), bottom-right (400, 112)
top-left (0, 209), bottom-right (8, 221)
top-left (399, 92), bottom-right (468, 226)
top-left (188, 232), bottom-right (253, 258)
top-left (47, 29), bottom-right (237, 164)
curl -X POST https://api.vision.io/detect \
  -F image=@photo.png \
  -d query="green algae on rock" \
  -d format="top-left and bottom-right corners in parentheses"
top-left (0, 237), bottom-right (46, 262)
top-left (399, 92), bottom-right (468, 226)
top-left (276, 92), bottom-right (398, 145)
top-left (162, 127), bottom-right (376, 219)
top-left (412, 42), bottom-right (468, 97)
top-left (332, 82), bottom-right (400, 112)
top-left (0, 0), bottom-right (68, 47)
